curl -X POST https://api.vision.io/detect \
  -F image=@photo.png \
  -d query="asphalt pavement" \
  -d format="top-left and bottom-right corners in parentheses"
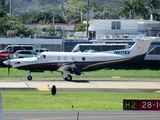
top-left (0, 80), bottom-right (160, 92)
top-left (3, 110), bottom-right (160, 120)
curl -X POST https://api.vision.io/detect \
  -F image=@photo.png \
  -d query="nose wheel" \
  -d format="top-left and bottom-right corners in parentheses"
top-left (27, 72), bottom-right (32, 81)
top-left (27, 75), bottom-right (32, 81)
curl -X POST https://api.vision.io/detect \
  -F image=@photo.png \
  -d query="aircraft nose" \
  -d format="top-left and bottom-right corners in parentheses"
top-left (3, 60), bottom-right (9, 65)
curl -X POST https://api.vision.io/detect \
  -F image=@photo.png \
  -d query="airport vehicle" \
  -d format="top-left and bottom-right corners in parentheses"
top-left (3, 40), bottom-right (152, 81)
top-left (14, 50), bottom-right (37, 58)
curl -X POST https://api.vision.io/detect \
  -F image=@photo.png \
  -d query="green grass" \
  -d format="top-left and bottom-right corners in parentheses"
top-left (0, 68), bottom-right (160, 75)
top-left (0, 68), bottom-right (160, 81)
top-left (2, 91), bottom-right (160, 110)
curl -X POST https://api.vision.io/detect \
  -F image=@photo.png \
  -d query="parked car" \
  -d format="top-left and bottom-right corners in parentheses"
top-left (4, 45), bottom-right (35, 51)
top-left (0, 45), bottom-right (35, 59)
top-left (14, 50), bottom-right (37, 58)
top-left (0, 53), bottom-right (8, 59)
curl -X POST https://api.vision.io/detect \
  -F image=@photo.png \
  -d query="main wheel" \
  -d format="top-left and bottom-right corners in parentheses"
top-left (27, 75), bottom-right (32, 81)
top-left (64, 75), bottom-right (72, 81)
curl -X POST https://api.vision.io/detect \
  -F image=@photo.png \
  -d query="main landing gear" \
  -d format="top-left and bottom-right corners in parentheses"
top-left (64, 74), bottom-right (72, 81)
top-left (62, 71), bottom-right (72, 81)
top-left (27, 71), bottom-right (73, 81)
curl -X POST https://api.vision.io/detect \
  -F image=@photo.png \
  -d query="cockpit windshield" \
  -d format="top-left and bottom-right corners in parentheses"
top-left (83, 49), bottom-right (98, 53)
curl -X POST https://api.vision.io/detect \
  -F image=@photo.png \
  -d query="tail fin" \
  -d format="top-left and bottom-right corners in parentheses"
top-left (129, 40), bottom-right (152, 57)
top-left (112, 40), bottom-right (152, 57)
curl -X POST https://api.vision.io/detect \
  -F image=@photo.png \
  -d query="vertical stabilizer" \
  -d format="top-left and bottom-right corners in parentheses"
top-left (129, 40), bottom-right (152, 57)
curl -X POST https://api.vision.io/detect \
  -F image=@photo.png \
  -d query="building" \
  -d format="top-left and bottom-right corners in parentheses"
top-left (25, 23), bottom-right (75, 37)
top-left (0, 37), bottom-right (62, 51)
top-left (84, 16), bottom-right (160, 40)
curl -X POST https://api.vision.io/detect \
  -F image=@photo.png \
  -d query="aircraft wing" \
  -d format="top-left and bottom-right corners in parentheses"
top-left (57, 61), bottom-right (81, 76)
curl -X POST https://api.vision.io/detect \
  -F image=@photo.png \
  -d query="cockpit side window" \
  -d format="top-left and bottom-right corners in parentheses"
top-left (43, 55), bottom-right (46, 59)
top-left (37, 54), bottom-right (46, 59)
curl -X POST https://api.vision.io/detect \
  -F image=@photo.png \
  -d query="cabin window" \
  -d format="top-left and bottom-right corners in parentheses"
top-left (72, 57), bottom-right (75, 61)
top-left (57, 56), bottom-right (61, 60)
top-left (111, 21), bottom-right (121, 30)
top-left (64, 56), bottom-right (67, 60)
top-left (82, 57), bottom-right (85, 61)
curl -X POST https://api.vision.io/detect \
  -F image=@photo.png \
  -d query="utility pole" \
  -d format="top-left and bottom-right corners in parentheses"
top-left (10, 0), bottom-right (12, 15)
top-left (80, 8), bottom-right (83, 23)
top-left (86, 0), bottom-right (89, 41)
top-left (52, 10), bottom-right (55, 26)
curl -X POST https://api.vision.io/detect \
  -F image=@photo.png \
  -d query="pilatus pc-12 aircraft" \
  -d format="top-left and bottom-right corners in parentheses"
top-left (3, 39), bottom-right (151, 81)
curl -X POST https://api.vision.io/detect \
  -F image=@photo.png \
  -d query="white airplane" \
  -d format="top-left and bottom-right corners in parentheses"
top-left (3, 39), bottom-right (151, 81)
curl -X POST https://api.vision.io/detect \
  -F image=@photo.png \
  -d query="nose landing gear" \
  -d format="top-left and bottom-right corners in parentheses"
top-left (27, 75), bottom-right (32, 81)
top-left (27, 72), bottom-right (32, 81)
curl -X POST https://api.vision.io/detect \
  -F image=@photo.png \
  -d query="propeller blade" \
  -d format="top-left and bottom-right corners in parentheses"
top-left (8, 65), bottom-right (10, 76)
top-left (7, 50), bottom-right (10, 76)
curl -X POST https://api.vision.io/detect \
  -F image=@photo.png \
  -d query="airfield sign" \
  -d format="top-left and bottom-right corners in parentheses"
top-left (123, 99), bottom-right (160, 110)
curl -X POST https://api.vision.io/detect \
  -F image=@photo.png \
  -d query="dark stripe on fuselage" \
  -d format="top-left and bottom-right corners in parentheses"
top-left (16, 53), bottom-right (146, 72)
top-left (82, 53), bottom-right (145, 71)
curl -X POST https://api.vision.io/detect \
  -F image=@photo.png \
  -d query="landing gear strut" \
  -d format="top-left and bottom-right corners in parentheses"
top-left (62, 71), bottom-right (72, 81)
top-left (27, 72), bottom-right (32, 81)
top-left (64, 74), bottom-right (72, 81)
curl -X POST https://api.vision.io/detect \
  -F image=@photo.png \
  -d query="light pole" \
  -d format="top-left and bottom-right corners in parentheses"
top-left (86, 0), bottom-right (89, 41)
top-left (52, 9), bottom-right (55, 36)
top-left (10, 0), bottom-right (12, 15)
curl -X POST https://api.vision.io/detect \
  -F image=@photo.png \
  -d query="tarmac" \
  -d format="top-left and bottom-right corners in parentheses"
top-left (0, 80), bottom-right (160, 93)
top-left (3, 110), bottom-right (160, 120)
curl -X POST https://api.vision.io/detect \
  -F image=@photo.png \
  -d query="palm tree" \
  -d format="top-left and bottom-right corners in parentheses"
top-left (145, 0), bottom-right (160, 10)
top-left (118, 0), bottom-right (148, 19)
top-left (144, 0), bottom-right (160, 20)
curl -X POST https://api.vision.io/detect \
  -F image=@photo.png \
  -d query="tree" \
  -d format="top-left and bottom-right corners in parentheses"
top-left (145, 0), bottom-right (160, 10)
top-left (0, 8), bottom-right (36, 36)
top-left (0, 8), bottom-right (6, 17)
top-left (46, 25), bottom-right (55, 36)
top-left (75, 23), bottom-right (86, 31)
top-left (145, 0), bottom-right (160, 20)
top-left (118, 0), bottom-right (148, 19)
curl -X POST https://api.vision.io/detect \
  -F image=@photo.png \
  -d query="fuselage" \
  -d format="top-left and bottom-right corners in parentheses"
top-left (3, 50), bottom-right (145, 72)
top-left (3, 40), bottom-right (152, 72)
